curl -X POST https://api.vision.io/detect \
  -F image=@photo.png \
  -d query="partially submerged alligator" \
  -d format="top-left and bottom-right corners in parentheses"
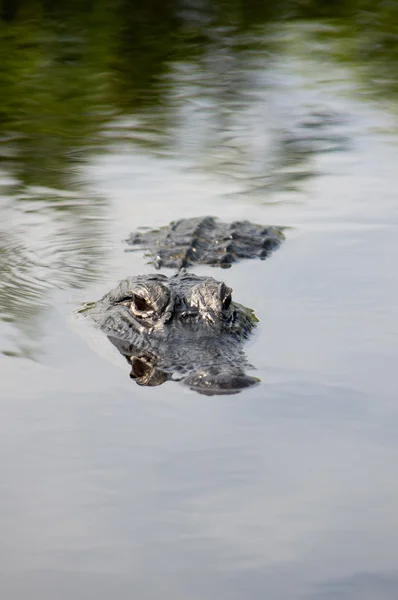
top-left (85, 271), bottom-right (259, 395)
top-left (82, 217), bottom-right (284, 395)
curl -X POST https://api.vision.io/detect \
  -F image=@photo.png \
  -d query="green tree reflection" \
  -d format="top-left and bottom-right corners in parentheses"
top-left (1, 0), bottom-right (398, 354)
top-left (1, 0), bottom-right (397, 192)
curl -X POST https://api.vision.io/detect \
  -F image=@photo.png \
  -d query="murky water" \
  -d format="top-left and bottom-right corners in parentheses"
top-left (1, 3), bottom-right (398, 599)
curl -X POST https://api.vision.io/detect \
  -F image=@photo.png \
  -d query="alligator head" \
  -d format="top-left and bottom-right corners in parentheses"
top-left (82, 271), bottom-right (259, 395)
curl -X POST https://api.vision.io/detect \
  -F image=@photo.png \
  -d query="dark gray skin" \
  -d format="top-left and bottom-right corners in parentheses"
top-left (126, 216), bottom-right (285, 269)
top-left (83, 217), bottom-right (285, 394)
top-left (83, 271), bottom-right (259, 395)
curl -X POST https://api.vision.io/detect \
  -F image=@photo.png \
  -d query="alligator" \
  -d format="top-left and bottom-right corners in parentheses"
top-left (82, 217), bottom-right (284, 395)
top-left (84, 271), bottom-right (259, 395)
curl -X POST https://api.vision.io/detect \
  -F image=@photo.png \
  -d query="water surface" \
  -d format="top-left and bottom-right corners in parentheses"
top-left (1, 3), bottom-right (398, 599)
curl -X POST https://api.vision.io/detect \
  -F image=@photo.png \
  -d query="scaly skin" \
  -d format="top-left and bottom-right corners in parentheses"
top-left (126, 216), bottom-right (285, 269)
top-left (83, 272), bottom-right (259, 395)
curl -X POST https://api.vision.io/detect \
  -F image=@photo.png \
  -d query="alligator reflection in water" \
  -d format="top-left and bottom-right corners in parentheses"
top-left (83, 272), bottom-right (259, 395)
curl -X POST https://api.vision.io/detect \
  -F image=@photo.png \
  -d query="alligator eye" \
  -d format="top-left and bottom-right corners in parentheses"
top-left (132, 294), bottom-right (151, 312)
top-left (222, 292), bottom-right (232, 310)
top-left (130, 356), bottom-right (152, 379)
